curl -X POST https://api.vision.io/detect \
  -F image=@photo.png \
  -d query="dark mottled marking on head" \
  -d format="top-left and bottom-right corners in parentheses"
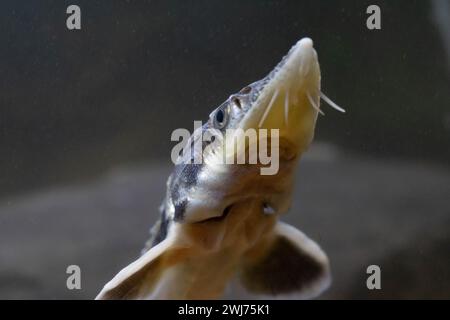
top-left (170, 163), bottom-right (202, 204)
top-left (151, 210), bottom-right (170, 247)
top-left (170, 185), bottom-right (180, 205)
top-left (173, 198), bottom-right (188, 222)
top-left (241, 236), bottom-right (326, 294)
top-left (180, 163), bottom-right (203, 188)
top-left (169, 144), bottom-right (204, 223)
top-left (172, 125), bottom-right (214, 192)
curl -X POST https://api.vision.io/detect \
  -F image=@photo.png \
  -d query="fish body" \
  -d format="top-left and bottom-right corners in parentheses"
top-left (97, 37), bottom-right (342, 300)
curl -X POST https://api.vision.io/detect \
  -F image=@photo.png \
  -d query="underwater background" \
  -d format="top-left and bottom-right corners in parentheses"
top-left (0, 0), bottom-right (449, 299)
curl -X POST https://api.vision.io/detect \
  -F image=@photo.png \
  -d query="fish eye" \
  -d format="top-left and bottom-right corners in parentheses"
top-left (213, 105), bottom-right (229, 129)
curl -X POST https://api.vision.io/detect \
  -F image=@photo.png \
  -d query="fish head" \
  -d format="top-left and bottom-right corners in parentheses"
top-left (167, 38), bottom-right (324, 227)
top-left (204, 37), bottom-right (322, 166)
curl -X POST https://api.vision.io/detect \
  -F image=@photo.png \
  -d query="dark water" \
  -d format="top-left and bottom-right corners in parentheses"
top-left (0, 1), bottom-right (449, 299)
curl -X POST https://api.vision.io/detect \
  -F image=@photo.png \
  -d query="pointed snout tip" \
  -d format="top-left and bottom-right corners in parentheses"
top-left (297, 37), bottom-right (313, 49)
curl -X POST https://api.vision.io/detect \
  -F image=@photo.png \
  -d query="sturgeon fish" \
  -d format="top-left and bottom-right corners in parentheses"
top-left (96, 37), bottom-right (344, 300)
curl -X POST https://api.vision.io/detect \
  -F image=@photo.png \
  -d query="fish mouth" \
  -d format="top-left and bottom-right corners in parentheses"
top-left (237, 37), bottom-right (322, 158)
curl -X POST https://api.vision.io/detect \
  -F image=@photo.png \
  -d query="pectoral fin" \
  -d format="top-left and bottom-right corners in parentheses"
top-left (96, 237), bottom-right (187, 300)
top-left (239, 221), bottom-right (331, 299)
